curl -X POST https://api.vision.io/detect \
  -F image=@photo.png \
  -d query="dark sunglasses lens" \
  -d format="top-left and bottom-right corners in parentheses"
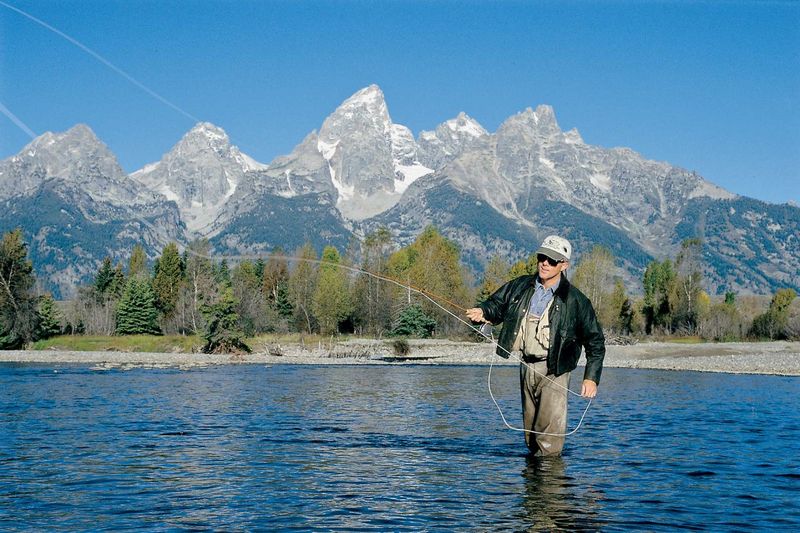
top-left (538, 254), bottom-right (559, 266)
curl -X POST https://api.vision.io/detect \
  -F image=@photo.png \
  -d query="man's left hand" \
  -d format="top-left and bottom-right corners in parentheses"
top-left (581, 380), bottom-right (598, 398)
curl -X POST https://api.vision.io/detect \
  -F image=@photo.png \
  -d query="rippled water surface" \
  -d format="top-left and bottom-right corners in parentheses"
top-left (1, 363), bottom-right (798, 531)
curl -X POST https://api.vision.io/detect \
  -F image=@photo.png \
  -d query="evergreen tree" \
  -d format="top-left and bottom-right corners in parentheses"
top-left (115, 278), bottom-right (161, 335)
top-left (152, 242), bottom-right (183, 318)
top-left (95, 257), bottom-right (115, 298)
top-left (109, 263), bottom-right (126, 299)
top-left (254, 258), bottom-right (266, 283)
top-left (313, 246), bottom-right (353, 335)
top-left (35, 293), bottom-right (63, 340)
top-left (642, 259), bottom-right (676, 334)
top-left (0, 229), bottom-right (38, 348)
top-left (391, 304), bottom-right (437, 338)
top-left (201, 287), bottom-right (250, 353)
top-left (524, 252), bottom-right (539, 276)
top-left (274, 279), bottom-right (293, 319)
top-left (215, 259), bottom-right (231, 286)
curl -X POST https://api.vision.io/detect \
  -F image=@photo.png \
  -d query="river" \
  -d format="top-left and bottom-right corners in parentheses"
top-left (1, 364), bottom-right (798, 531)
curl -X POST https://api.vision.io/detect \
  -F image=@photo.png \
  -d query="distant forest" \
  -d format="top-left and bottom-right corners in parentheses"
top-left (1, 227), bottom-right (798, 352)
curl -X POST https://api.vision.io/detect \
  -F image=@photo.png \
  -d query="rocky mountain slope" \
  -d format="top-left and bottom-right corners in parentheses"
top-left (1, 86), bottom-right (797, 297)
top-left (0, 125), bottom-right (184, 297)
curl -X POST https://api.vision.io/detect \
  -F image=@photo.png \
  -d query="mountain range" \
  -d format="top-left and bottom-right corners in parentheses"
top-left (1, 85), bottom-right (798, 298)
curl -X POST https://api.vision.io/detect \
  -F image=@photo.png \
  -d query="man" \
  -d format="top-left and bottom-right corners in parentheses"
top-left (466, 235), bottom-right (605, 456)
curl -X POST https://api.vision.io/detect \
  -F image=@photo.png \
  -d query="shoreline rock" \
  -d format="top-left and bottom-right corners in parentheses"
top-left (1, 340), bottom-right (798, 376)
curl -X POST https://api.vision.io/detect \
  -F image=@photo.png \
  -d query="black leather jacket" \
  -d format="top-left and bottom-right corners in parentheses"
top-left (478, 273), bottom-right (605, 384)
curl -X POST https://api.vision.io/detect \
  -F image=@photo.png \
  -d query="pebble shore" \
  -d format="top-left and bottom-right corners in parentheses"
top-left (1, 340), bottom-right (799, 376)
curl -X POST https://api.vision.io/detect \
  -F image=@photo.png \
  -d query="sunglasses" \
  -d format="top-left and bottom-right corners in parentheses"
top-left (537, 254), bottom-right (563, 267)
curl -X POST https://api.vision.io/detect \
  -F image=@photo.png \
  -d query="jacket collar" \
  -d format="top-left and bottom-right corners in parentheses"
top-left (554, 273), bottom-right (571, 300)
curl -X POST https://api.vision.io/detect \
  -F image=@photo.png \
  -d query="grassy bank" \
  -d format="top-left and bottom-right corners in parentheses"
top-left (31, 335), bottom-right (203, 353)
top-left (29, 333), bottom-right (361, 353)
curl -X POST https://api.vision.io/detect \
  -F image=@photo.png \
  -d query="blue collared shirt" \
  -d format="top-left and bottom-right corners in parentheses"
top-left (527, 277), bottom-right (560, 317)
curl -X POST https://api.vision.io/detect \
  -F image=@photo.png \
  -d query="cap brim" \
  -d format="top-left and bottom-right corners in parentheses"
top-left (535, 247), bottom-right (568, 262)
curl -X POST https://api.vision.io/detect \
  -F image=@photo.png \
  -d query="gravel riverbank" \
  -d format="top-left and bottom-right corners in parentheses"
top-left (1, 340), bottom-right (798, 376)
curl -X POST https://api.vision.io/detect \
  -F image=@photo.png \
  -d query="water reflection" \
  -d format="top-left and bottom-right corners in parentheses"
top-left (520, 455), bottom-right (603, 532)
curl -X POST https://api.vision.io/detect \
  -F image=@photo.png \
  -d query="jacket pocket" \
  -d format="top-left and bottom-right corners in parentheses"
top-left (557, 336), bottom-right (579, 367)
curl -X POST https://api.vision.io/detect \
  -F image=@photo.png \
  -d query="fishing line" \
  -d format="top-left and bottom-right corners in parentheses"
top-left (0, 101), bottom-right (37, 139)
top-left (132, 216), bottom-right (592, 437)
top-left (0, 0), bottom-right (202, 125)
top-left (2, 0), bottom-right (591, 437)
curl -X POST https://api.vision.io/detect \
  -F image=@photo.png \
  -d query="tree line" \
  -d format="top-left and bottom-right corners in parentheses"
top-left (1, 227), bottom-right (798, 351)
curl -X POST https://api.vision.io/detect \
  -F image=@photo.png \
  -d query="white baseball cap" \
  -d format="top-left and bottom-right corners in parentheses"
top-left (536, 235), bottom-right (572, 262)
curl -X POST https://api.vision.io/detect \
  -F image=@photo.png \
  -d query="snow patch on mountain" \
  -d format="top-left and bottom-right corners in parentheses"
top-left (689, 180), bottom-right (737, 200)
top-left (394, 163), bottom-right (433, 194)
top-left (589, 173), bottom-right (612, 191)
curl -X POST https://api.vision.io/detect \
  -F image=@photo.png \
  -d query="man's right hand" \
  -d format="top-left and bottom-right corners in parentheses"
top-left (465, 307), bottom-right (486, 323)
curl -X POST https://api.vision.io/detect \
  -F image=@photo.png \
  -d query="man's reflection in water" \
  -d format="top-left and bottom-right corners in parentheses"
top-left (520, 455), bottom-right (603, 532)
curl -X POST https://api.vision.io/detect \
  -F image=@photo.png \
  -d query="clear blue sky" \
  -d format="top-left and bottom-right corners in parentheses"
top-left (1, 0), bottom-right (798, 204)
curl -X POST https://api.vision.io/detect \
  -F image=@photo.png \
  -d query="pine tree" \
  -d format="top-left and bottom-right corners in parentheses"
top-left (642, 259), bottom-right (676, 334)
top-left (201, 287), bottom-right (250, 353)
top-left (115, 278), bottom-right (161, 335)
top-left (35, 293), bottom-right (63, 340)
top-left (109, 263), bottom-right (126, 299)
top-left (313, 246), bottom-right (352, 335)
top-left (0, 229), bottom-right (38, 348)
top-left (607, 279), bottom-right (634, 335)
top-left (391, 304), bottom-right (437, 338)
top-left (215, 259), bottom-right (231, 286)
top-left (152, 242), bottom-right (183, 318)
top-left (274, 279), bottom-right (293, 319)
top-left (95, 257), bottom-right (115, 297)
top-left (254, 258), bottom-right (266, 283)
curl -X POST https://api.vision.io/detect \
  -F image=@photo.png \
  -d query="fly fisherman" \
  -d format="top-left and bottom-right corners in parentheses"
top-left (466, 236), bottom-right (605, 456)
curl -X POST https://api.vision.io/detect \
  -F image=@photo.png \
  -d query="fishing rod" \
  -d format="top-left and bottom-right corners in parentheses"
top-left (3, 0), bottom-right (591, 437)
top-left (109, 206), bottom-right (595, 438)
top-left (120, 217), bottom-right (594, 437)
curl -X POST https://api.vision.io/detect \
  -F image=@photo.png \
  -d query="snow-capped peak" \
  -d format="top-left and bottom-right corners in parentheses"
top-left (324, 85), bottom-right (392, 137)
top-left (341, 84), bottom-right (386, 110)
top-left (179, 122), bottom-right (231, 152)
top-left (445, 112), bottom-right (488, 138)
